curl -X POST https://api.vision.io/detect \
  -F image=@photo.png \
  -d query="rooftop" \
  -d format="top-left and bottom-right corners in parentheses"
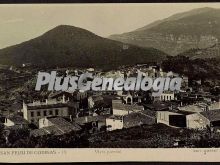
top-left (27, 103), bottom-right (68, 110)
top-left (107, 115), bottom-right (123, 120)
top-left (27, 99), bottom-right (67, 107)
top-left (175, 110), bottom-right (195, 115)
top-left (73, 115), bottom-right (110, 125)
top-left (162, 91), bottom-right (174, 95)
top-left (30, 126), bottom-right (62, 137)
top-left (112, 102), bottom-right (144, 111)
top-left (48, 117), bottom-right (81, 133)
top-left (123, 112), bottom-right (156, 128)
top-left (7, 115), bottom-right (29, 125)
top-left (143, 102), bottom-right (170, 111)
top-left (178, 105), bottom-right (203, 113)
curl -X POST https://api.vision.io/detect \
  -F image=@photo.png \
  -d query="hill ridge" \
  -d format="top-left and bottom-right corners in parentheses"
top-left (0, 25), bottom-right (167, 69)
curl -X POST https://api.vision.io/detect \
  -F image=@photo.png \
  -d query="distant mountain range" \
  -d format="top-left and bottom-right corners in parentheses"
top-left (179, 43), bottom-right (220, 60)
top-left (0, 25), bottom-right (167, 69)
top-left (109, 7), bottom-right (220, 57)
top-left (1, 7), bottom-right (220, 69)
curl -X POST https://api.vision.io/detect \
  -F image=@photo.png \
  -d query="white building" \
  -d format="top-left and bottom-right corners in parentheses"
top-left (106, 111), bottom-right (156, 131)
top-left (106, 116), bottom-right (123, 131)
top-left (23, 97), bottom-right (69, 126)
top-left (160, 92), bottom-right (175, 101)
top-left (156, 110), bottom-right (210, 129)
top-left (112, 100), bottom-right (144, 116)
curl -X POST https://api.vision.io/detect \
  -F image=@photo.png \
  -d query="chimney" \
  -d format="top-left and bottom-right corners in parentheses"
top-left (70, 115), bottom-right (73, 122)
top-left (45, 99), bottom-right (48, 105)
top-left (62, 94), bottom-right (65, 103)
top-left (85, 116), bottom-right (88, 123)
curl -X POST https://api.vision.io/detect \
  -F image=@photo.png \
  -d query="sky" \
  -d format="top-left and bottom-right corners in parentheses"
top-left (0, 3), bottom-right (220, 49)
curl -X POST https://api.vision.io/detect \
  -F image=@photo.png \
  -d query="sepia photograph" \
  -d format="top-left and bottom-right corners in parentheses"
top-left (0, 3), bottom-right (220, 162)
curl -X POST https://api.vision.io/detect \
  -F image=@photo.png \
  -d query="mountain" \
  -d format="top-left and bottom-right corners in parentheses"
top-left (109, 7), bottom-right (220, 56)
top-left (161, 56), bottom-right (220, 81)
top-left (0, 25), bottom-right (167, 70)
top-left (179, 43), bottom-right (220, 60)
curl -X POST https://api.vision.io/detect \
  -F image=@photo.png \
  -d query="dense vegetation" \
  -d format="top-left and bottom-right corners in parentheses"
top-left (161, 55), bottom-right (220, 81)
top-left (0, 124), bottom-right (220, 148)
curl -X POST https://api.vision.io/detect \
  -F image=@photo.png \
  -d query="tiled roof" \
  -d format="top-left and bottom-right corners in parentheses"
top-left (123, 112), bottom-right (156, 128)
top-left (178, 105), bottom-right (203, 113)
top-left (43, 126), bottom-right (64, 135)
top-left (107, 111), bottom-right (156, 128)
top-left (7, 116), bottom-right (29, 125)
top-left (30, 128), bottom-right (51, 137)
top-left (30, 117), bottom-right (81, 137)
top-left (30, 125), bottom-right (63, 137)
top-left (73, 115), bottom-right (110, 125)
top-left (48, 117), bottom-right (81, 133)
top-left (141, 110), bottom-right (157, 117)
top-left (112, 102), bottom-right (144, 111)
top-left (200, 109), bottom-right (220, 122)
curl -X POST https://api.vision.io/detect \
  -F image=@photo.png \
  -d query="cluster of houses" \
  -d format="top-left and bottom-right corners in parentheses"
top-left (1, 65), bottom-right (220, 138)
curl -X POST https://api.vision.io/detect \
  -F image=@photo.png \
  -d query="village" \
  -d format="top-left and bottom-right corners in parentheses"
top-left (0, 63), bottom-right (220, 147)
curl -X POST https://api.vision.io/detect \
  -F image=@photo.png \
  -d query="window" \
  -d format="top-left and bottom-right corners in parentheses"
top-left (37, 111), bottom-right (41, 116)
top-left (31, 112), bottom-right (34, 117)
top-left (170, 96), bottom-right (172, 100)
top-left (49, 110), bottom-right (53, 115)
top-left (55, 109), bottom-right (59, 116)
top-left (31, 119), bottom-right (34, 123)
top-left (44, 111), bottom-right (47, 116)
